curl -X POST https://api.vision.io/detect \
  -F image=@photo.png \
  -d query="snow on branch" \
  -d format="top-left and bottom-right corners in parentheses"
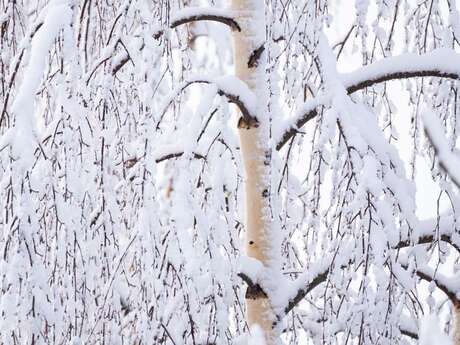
top-left (341, 48), bottom-right (460, 93)
top-left (4, 1), bottom-right (73, 167)
top-left (0, 18), bottom-right (45, 126)
top-left (283, 266), bottom-right (329, 316)
top-left (277, 48), bottom-right (460, 150)
top-left (274, 256), bottom-right (333, 323)
top-left (402, 265), bottom-right (460, 306)
top-left (395, 213), bottom-right (460, 253)
top-left (237, 256), bottom-right (268, 300)
top-left (280, 215), bottom-right (459, 319)
top-left (423, 110), bottom-right (460, 189)
top-left (123, 149), bottom-right (206, 170)
top-left (155, 151), bottom-right (206, 163)
top-left (396, 233), bottom-right (460, 253)
top-left (170, 7), bottom-right (241, 32)
top-left (399, 316), bottom-right (419, 340)
top-left (160, 76), bottom-right (258, 126)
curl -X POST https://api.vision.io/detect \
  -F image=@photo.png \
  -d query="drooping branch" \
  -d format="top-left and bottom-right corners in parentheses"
top-left (402, 265), bottom-right (460, 306)
top-left (160, 77), bottom-right (258, 126)
top-left (416, 270), bottom-right (459, 304)
top-left (170, 7), bottom-right (241, 32)
top-left (280, 218), bottom-right (459, 320)
top-left (1, 20), bottom-right (44, 127)
top-left (422, 110), bottom-right (460, 189)
top-left (277, 48), bottom-right (460, 150)
top-left (276, 102), bottom-right (319, 150)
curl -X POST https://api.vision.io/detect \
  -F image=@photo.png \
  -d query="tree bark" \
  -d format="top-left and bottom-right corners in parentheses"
top-left (455, 305), bottom-right (460, 345)
top-left (232, 1), bottom-right (276, 344)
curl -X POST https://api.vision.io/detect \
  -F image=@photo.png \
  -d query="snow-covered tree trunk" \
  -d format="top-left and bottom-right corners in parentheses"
top-left (232, 1), bottom-right (276, 344)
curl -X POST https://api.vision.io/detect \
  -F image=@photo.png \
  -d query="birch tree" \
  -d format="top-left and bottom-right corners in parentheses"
top-left (2, 0), bottom-right (460, 345)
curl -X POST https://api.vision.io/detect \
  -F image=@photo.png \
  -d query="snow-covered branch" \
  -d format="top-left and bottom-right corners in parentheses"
top-left (399, 320), bottom-right (419, 340)
top-left (0, 19), bottom-right (44, 127)
top-left (396, 233), bottom-right (460, 253)
top-left (395, 214), bottom-right (460, 253)
top-left (405, 265), bottom-right (460, 306)
top-left (280, 215), bottom-right (459, 320)
top-left (283, 266), bottom-right (329, 316)
top-left (423, 110), bottom-right (460, 189)
top-left (155, 151), bottom-right (206, 163)
top-left (277, 48), bottom-right (460, 150)
top-left (341, 48), bottom-right (460, 93)
top-left (170, 7), bottom-right (241, 32)
top-left (237, 272), bottom-right (268, 299)
top-left (161, 76), bottom-right (258, 126)
top-left (237, 256), bottom-right (268, 300)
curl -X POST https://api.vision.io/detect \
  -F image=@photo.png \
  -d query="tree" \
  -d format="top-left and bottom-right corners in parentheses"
top-left (1, 0), bottom-right (460, 344)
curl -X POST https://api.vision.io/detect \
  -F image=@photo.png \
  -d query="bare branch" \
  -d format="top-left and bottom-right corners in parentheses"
top-left (170, 8), bottom-right (241, 32)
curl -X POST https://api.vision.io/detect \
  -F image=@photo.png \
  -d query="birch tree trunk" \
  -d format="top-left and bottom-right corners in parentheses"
top-left (454, 306), bottom-right (460, 345)
top-left (232, 1), bottom-right (276, 344)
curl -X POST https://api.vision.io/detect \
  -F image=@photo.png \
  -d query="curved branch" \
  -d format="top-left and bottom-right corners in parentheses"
top-left (170, 7), bottom-right (241, 32)
top-left (423, 110), bottom-right (460, 189)
top-left (402, 264), bottom-right (460, 306)
top-left (345, 69), bottom-right (459, 94)
top-left (161, 77), bottom-right (258, 126)
top-left (277, 48), bottom-right (460, 150)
